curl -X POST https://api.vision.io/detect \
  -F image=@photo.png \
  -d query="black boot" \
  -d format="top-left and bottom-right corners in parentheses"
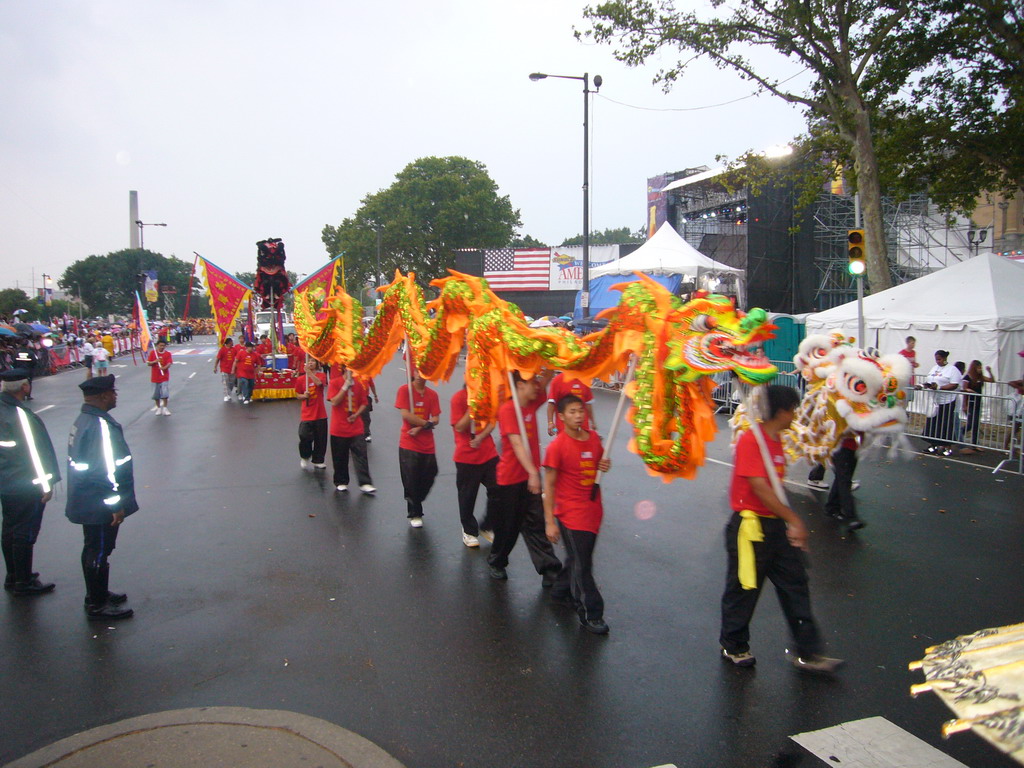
top-left (83, 561), bottom-right (132, 620)
top-left (12, 543), bottom-right (54, 596)
top-left (83, 563), bottom-right (127, 607)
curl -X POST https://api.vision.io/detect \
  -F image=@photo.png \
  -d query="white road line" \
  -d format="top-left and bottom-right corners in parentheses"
top-left (791, 716), bottom-right (969, 767)
top-left (36, 405), bottom-right (55, 413)
top-left (188, 372), bottom-right (196, 379)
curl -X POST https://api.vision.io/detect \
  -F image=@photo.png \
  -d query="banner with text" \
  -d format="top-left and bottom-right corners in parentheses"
top-left (548, 245), bottom-right (619, 291)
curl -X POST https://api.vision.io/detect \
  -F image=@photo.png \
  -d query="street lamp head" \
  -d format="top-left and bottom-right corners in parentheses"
top-left (529, 72), bottom-right (547, 81)
top-left (593, 74), bottom-right (602, 90)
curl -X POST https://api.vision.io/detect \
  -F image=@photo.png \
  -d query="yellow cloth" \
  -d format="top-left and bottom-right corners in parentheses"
top-left (737, 510), bottom-right (765, 590)
top-left (251, 387), bottom-right (296, 401)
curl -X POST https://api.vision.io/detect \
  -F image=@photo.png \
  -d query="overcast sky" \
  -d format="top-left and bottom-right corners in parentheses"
top-left (0, 0), bottom-right (810, 295)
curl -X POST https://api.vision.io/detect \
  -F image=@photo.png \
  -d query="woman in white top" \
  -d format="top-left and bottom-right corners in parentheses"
top-left (921, 349), bottom-right (963, 456)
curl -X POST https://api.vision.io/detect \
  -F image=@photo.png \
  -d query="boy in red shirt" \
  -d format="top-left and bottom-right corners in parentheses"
top-left (451, 384), bottom-right (499, 547)
top-left (543, 394), bottom-right (611, 634)
top-left (146, 340), bottom-right (172, 416)
top-left (395, 370), bottom-right (440, 528)
top-left (327, 364), bottom-right (374, 494)
top-left (546, 372), bottom-right (596, 435)
top-left (720, 384), bottom-right (842, 673)
top-left (486, 370), bottom-right (561, 584)
top-left (212, 337), bottom-right (237, 402)
top-left (295, 359), bottom-right (328, 470)
top-left (231, 341), bottom-right (259, 404)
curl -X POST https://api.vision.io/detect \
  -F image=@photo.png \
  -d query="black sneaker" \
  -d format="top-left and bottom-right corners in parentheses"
top-left (580, 617), bottom-right (610, 635)
top-left (846, 519), bottom-right (866, 531)
top-left (721, 648), bottom-right (756, 666)
top-left (86, 602), bottom-right (134, 621)
top-left (488, 565), bottom-right (508, 580)
top-left (789, 652), bottom-right (844, 673)
top-left (84, 591), bottom-right (128, 608)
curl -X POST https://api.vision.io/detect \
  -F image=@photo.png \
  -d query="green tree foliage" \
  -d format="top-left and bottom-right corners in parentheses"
top-left (560, 226), bottom-right (643, 246)
top-left (0, 288), bottom-right (33, 317)
top-left (510, 234), bottom-right (549, 248)
top-left (322, 156), bottom-right (522, 292)
top-left (58, 250), bottom-right (196, 317)
top-left (579, 0), bottom-right (959, 293)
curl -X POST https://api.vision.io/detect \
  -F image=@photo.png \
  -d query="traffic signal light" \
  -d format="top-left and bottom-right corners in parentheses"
top-left (847, 229), bottom-right (866, 275)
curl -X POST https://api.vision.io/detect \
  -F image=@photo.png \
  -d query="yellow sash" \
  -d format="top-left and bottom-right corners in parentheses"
top-left (737, 510), bottom-right (765, 590)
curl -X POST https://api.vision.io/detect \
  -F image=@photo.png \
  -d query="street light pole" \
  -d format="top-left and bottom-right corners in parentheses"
top-left (530, 71), bottom-right (602, 319)
top-left (967, 227), bottom-right (988, 257)
top-left (75, 281), bottom-right (83, 321)
top-left (135, 220), bottom-right (167, 251)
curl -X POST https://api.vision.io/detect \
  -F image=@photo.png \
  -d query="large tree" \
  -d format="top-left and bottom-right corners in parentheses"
top-left (560, 226), bottom-right (644, 246)
top-left (579, 0), bottom-right (957, 292)
top-left (322, 156), bottom-right (521, 295)
top-left (58, 250), bottom-right (197, 317)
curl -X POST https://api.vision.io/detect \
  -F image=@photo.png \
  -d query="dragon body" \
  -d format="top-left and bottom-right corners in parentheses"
top-left (295, 270), bottom-right (777, 481)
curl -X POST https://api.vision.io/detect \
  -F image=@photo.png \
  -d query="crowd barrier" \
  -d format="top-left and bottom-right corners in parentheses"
top-left (45, 336), bottom-right (142, 375)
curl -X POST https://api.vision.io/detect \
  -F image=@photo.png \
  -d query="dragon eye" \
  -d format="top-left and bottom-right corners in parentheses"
top-left (691, 315), bottom-right (717, 332)
top-left (845, 374), bottom-right (868, 395)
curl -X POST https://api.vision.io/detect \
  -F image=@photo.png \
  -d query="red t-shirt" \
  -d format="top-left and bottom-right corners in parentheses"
top-left (296, 373), bottom-right (328, 421)
top-left (148, 349), bottom-right (172, 383)
top-left (287, 343), bottom-right (303, 370)
top-left (256, 340), bottom-right (272, 356)
top-left (548, 373), bottom-right (593, 431)
top-left (234, 348), bottom-right (258, 379)
top-left (396, 384), bottom-right (440, 454)
top-left (542, 429), bottom-right (604, 533)
top-left (450, 389), bottom-right (498, 465)
top-left (730, 429), bottom-right (786, 516)
top-left (899, 348), bottom-right (917, 369)
top-left (328, 376), bottom-right (367, 437)
top-left (496, 389), bottom-right (546, 486)
top-left (216, 345), bottom-right (237, 373)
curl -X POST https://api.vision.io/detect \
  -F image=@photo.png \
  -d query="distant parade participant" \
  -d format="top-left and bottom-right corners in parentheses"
top-left (720, 384), bottom-right (841, 673)
top-left (232, 341), bottom-right (259, 404)
top-left (546, 371), bottom-right (596, 436)
top-left (81, 333), bottom-right (96, 380)
top-left (395, 369), bottom-right (440, 528)
top-left (487, 370), bottom-right (561, 584)
top-left (450, 384), bottom-right (498, 547)
top-left (0, 369), bottom-right (61, 596)
top-left (92, 342), bottom-right (110, 377)
top-left (101, 331), bottom-right (115, 358)
top-left (66, 375), bottom-right (136, 621)
top-left (362, 376), bottom-right (379, 443)
top-left (327, 364), bottom-right (375, 494)
top-left (213, 337), bottom-right (237, 402)
top-left (256, 334), bottom-right (272, 356)
top-left (146, 339), bottom-right (173, 416)
top-left (296, 359), bottom-right (328, 470)
top-left (543, 394), bottom-right (611, 634)
top-left (285, 334), bottom-right (303, 371)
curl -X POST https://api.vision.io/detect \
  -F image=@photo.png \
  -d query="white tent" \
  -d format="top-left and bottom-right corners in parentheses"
top-left (591, 222), bottom-right (742, 277)
top-left (805, 253), bottom-right (1024, 382)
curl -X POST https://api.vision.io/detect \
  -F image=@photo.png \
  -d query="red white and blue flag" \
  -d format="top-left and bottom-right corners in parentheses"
top-left (483, 248), bottom-right (550, 291)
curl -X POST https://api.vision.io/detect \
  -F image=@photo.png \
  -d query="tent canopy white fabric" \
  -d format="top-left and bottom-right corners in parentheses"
top-left (591, 222), bottom-right (742, 278)
top-left (805, 253), bottom-right (1024, 381)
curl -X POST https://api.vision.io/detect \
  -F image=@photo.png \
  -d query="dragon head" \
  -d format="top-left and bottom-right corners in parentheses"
top-left (827, 347), bottom-right (913, 433)
top-left (663, 291), bottom-right (777, 383)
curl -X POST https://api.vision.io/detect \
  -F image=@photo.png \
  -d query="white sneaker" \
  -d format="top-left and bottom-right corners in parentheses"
top-left (300, 459), bottom-right (311, 471)
top-left (462, 532), bottom-right (480, 548)
top-left (479, 529), bottom-right (494, 543)
top-left (224, 396), bottom-right (231, 402)
top-left (409, 517), bottom-right (424, 528)
top-left (364, 435), bottom-right (372, 443)
top-left (359, 484), bottom-right (376, 494)
top-left (244, 399), bottom-right (251, 405)
top-left (335, 484), bottom-right (348, 492)
top-left (807, 479), bottom-right (829, 490)
top-left (312, 463), bottom-right (326, 470)
top-left (851, 480), bottom-right (861, 491)
top-left (152, 405), bottom-right (160, 414)
top-left (162, 407), bottom-right (171, 416)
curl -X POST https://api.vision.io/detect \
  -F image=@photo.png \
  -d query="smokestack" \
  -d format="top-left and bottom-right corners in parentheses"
top-left (129, 191), bottom-right (140, 249)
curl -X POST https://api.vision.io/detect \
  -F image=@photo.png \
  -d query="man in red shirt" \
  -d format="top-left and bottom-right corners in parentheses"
top-left (255, 334), bottom-right (272, 357)
top-left (296, 359), bottom-right (328, 470)
top-left (395, 370), bottom-right (440, 527)
top-left (231, 341), bottom-right (259, 404)
top-left (451, 384), bottom-right (498, 547)
top-left (546, 372), bottom-right (596, 435)
top-left (327, 364), bottom-right (374, 494)
top-left (486, 370), bottom-right (561, 584)
top-left (898, 336), bottom-right (919, 372)
top-left (146, 340), bottom-right (172, 416)
top-left (543, 394), bottom-right (611, 634)
top-left (720, 384), bottom-right (842, 673)
top-left (212, 338), bottom-right (237, 402)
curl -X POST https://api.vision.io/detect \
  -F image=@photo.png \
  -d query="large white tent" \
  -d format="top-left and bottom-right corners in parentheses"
top-left (805, 253), bottom-right (1024, 382)
top-left (591, 222), bottom-right (742, 277)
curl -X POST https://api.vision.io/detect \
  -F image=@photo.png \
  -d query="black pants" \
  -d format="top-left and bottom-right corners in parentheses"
top-left (1, 493), bottom-right (45, 583)
top-left (487, 481), bottom-right (561, 578)
top-left (551, 522), bottom-right (603, 621)
top-left (720, 513), bottom-right (821, 657)
top-left (825, 446), bottom-right (859, 520)
top-left (924, 401), bottom-right (959, 446)
top-left (455, 457), bottom-right (498, 536)
top-left (298, 418), bottom-right (328, 464)
top-left (807, 463), bottom-right (825, 482)
top-left (331, 434), bottom-right (372, 487)
top-left (81, 522), bottom-right (120, 605)
top-left (965, 395), bottom-right (982, 446)
top-left (399, 448), bottom-right (438, 518)
top-left (363, 399), bottom-right (373, 438)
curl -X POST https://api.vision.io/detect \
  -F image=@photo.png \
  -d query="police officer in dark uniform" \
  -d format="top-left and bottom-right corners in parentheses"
top-left (66, 374), bottom-right (137, 620)
top-left (14, 341), bottom-right (36, 399)
top-left (0, 368), bottom-right (61, 595)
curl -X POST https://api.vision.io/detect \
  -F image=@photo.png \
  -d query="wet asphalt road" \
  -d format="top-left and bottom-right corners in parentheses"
top-left (2, 336), bottom-right (1022, 768)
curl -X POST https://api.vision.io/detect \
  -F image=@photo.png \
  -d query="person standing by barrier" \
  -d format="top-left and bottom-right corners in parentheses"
top-left (81, 334), bottom-right (96, 380)
top-left (0, 369), bottom-right (61, 596)
top-left (960, 360), bottom-right (995, 454)
top-left (922, 350), bottom-right (963, 456)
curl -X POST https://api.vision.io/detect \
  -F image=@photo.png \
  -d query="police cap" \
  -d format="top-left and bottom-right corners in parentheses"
top-left (79, 374), bottom-right (116, 394)
top-left (0, 368), bottom-right (31, 383)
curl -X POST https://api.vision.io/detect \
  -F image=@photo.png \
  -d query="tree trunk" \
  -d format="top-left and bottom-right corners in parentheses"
top-left (850, 100), bottom-right (893, 293)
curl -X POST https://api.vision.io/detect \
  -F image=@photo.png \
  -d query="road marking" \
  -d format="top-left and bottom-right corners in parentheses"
top-left (791, 716), bottom-right (968, 767)
top-left (36, 405), bottom-right (54, 413)
top-left (188, 372), bottom-right (196, 379)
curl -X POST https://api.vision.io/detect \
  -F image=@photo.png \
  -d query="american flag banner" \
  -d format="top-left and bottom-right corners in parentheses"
top-left (483, 248), bottom-right (551, 291)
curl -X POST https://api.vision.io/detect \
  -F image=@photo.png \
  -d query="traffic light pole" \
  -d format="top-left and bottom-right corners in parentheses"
top-left (855, 193), bottom-right (865, 346)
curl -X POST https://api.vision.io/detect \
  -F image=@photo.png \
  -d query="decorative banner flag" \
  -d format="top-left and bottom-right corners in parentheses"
top-left (198, 256), bottom-right (253, 343)
top-left (292, 256), bottom-right (342, 319)
top-left (143, 270), bottom-right (159, 304)
top-left (134, 291), bottom-right (153, 356)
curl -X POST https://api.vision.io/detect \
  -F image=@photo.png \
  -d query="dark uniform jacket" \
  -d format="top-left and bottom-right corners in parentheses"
top-left (65, 405), bottom-right (138, 525)
top-left (0, 392), bottom-right (61, 497)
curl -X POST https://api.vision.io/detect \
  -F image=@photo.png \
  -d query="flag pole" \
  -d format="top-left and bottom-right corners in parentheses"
top-left (183, 252), bottom-right (198, 320)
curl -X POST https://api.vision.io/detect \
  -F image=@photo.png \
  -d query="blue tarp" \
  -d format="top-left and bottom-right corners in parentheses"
top-left (574, 273), bottom-right (682, 321)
